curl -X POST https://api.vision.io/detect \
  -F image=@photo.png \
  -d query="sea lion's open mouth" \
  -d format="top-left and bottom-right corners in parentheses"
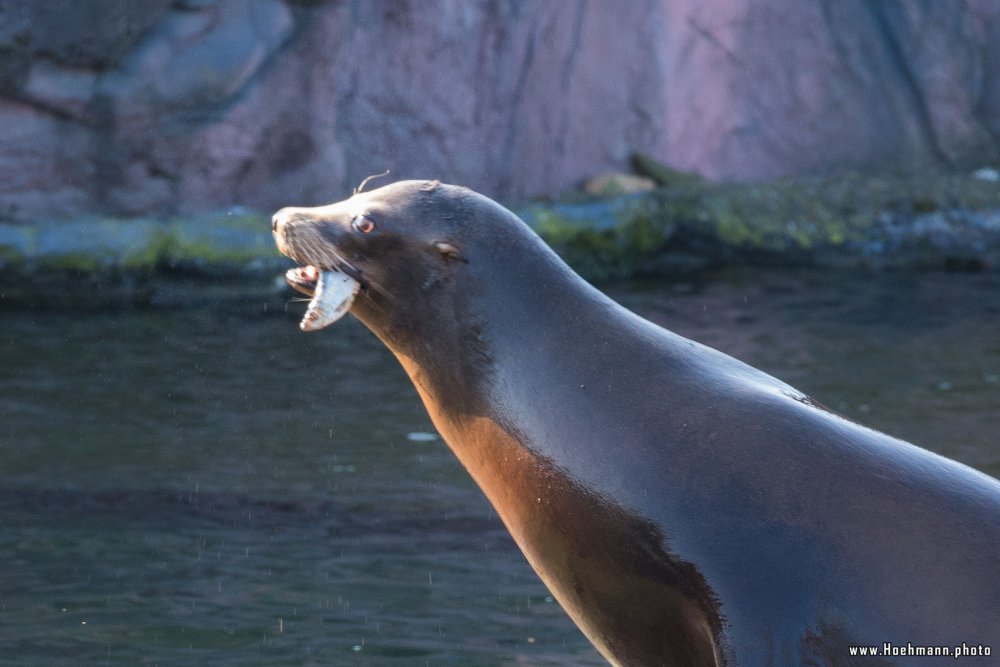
top-left (284, 265), bottom-right (360, 332)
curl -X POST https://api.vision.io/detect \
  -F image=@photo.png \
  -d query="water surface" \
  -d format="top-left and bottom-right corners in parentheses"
top-left (1, 268), bottom-right (998, 665)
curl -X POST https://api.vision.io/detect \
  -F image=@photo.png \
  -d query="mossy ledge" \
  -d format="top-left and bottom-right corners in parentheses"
top-left (0, 211), bottom-right (289, 308)
top-left (2, 171), bottom-right (999, 307)
top-left (517, 170), bottom-right (1000, 282)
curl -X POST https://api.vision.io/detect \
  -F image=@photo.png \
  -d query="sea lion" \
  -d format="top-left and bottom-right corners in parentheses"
top-left (271, 180), bottom-right (1000, 666)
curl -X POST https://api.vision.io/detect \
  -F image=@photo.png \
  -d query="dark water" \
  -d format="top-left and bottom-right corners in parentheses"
top-left (1, 268), bottom-right (998, 665)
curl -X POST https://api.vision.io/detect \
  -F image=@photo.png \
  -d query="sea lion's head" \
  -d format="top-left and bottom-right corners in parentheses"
top-left (271, 181), bottom-right (456, 331)
top-left (274, 179), bottom-right (552, 410)
top-left (272, 179), bottom-right (547, 362)
top-left (272, 179), bottom-right (478, 333)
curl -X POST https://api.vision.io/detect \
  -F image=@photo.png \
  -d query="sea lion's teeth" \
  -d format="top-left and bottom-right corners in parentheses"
top-left (300, 269), bottom-right (360, 332)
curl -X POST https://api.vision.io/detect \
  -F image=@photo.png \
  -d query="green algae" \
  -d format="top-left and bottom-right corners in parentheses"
top-left (2, 170), bottom-right (999, 303)
top-left (529, 168), bottom-right (1000, 279)
top-left (531, 209), bottom-right (621, 279)
top-left (161, 211), bottom-right (280, 268)
top-left (2, 213), bottom-right (280, 272)
top-left (0, 212), bottom-right (284, 308)
top-left (0, 244), bottom-right (25, 268)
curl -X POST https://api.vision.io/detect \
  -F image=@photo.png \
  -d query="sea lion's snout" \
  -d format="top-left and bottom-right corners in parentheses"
top-left (271, 206), bottom-right (302, 236)
top-left (271, 203), bottom-right (362, 332)
top-left (272, 206), bottom-right (349, 269)
top-left (271, 207), bottom-right (319, 260)
top-left (271, 207), bottom-right (299, 258)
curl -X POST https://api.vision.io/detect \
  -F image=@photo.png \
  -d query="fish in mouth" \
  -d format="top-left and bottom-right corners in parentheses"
top-left (273, 206), bottom-right (365, 333)
top-left (283, 265), bottom-right (360, 332)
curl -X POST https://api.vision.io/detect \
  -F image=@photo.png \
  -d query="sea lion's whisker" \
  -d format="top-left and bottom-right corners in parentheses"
top-left (363, 277), bottom-right (397, 304)
top-left (320, 244), bottom-right (397, 304)
top-left (325, 247), bottom-right (357, 274)
top-left (283, 231), bottom-right (396, 310)
top-left (346, 251), bottom-right (398, 304)
top-left (354, 169), bottom-right (391, 195)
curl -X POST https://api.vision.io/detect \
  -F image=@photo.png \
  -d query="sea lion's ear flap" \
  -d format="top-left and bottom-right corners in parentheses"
top-left (433, 241), bottom-right (468, 263)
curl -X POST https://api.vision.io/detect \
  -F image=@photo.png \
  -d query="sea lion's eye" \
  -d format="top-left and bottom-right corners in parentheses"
top-left (352, 215), bottom-right (375, 234)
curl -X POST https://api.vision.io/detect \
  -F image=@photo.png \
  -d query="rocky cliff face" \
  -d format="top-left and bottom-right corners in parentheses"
top-left (0, 0), bottom-right (997, 222)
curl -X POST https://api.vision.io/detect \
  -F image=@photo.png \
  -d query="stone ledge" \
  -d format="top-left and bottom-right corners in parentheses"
top-left (0, 209), bottom-right (287, 308)
top-left (519, 171), bottom-right (1000, 280)
top-left (0, 209), bottom-right (284, 273)
top-left (1, 172), bottom-right (999, 308)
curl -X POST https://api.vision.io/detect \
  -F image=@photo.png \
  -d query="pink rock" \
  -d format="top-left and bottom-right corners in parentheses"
top-left (0, 0), bottom-right (997, 222)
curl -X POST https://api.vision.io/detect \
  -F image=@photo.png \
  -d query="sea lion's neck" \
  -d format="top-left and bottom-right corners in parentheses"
top-left (384, 234), bottom-right (635, 444)
top-left (375, 243), bottom-right (726, 666)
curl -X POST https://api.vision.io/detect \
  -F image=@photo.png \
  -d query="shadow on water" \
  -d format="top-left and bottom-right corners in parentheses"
top-left (0, 268), bottom-right (997, 664)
